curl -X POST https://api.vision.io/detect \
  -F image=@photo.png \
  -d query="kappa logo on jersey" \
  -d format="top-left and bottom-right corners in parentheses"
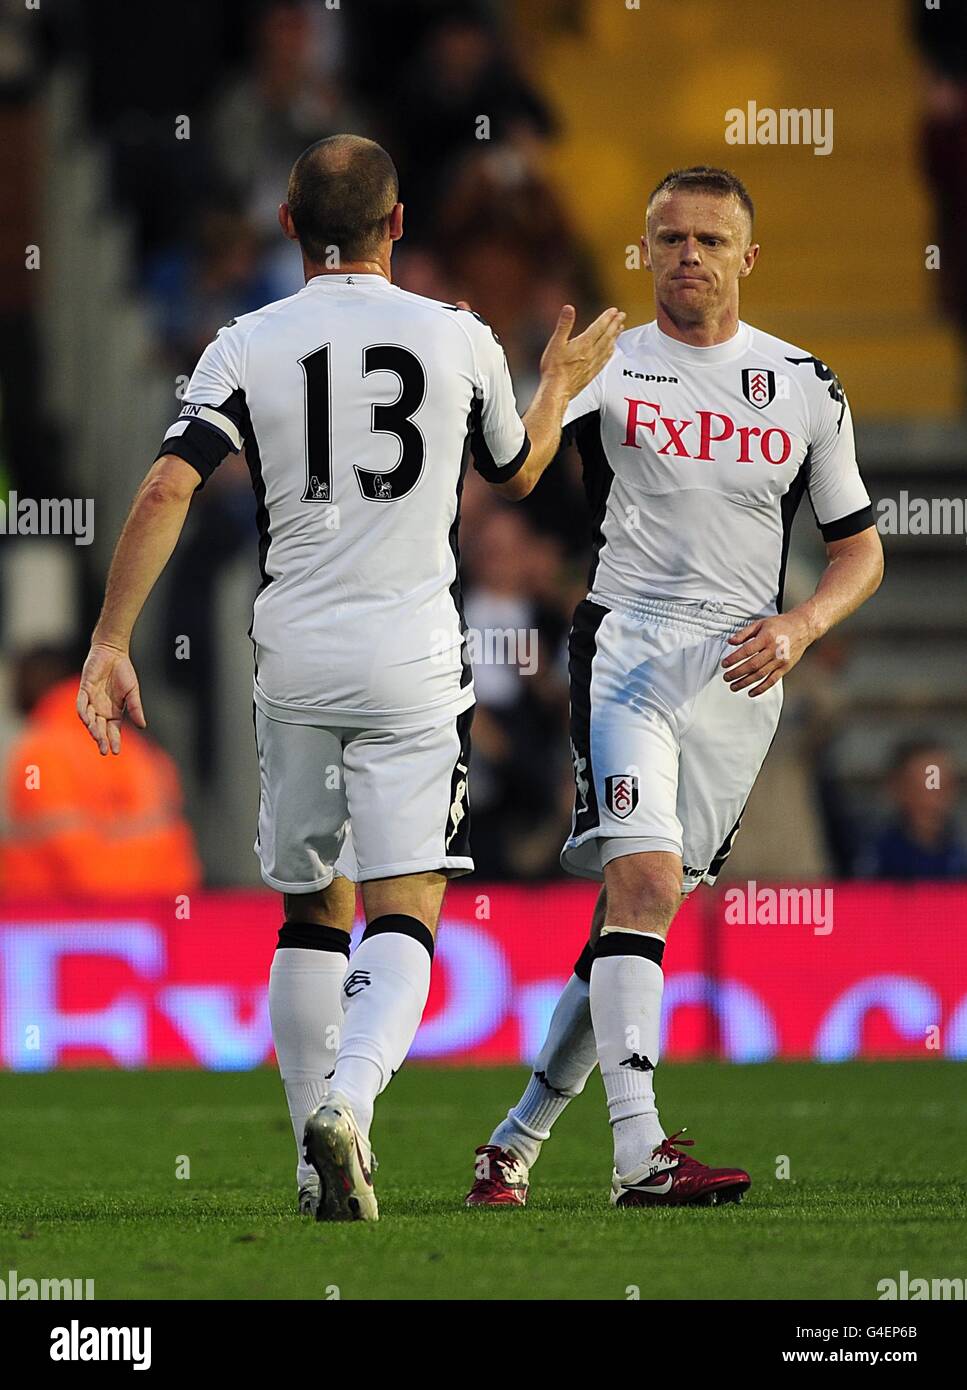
top-left (443, 303), bottom-right (504, 345)
top-left (623, 368), bottom-right (680, 384)
top-left (786, 354), bottom-right (847, 432)
top-left (605, 773), bottom-right (639, 819)
top-left (343, 970), bottom-right (371, 998)
top-left (622, 399), bottom-right (793, 466)
top-left (741, 367), bottom-right (776, 409)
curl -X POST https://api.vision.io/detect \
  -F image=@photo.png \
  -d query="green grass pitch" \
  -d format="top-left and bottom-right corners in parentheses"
top-left (0, 1062), bottom-right (963, 1301)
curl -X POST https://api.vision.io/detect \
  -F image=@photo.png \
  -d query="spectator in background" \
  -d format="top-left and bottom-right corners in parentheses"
top-left (162, 456), bottom-right (259, 783)
top-left (81, 0), bottom-right (244, 265)
top-left (426, 138), bottom-right (601, 546)
top-left (856, 738), bottom-right (967, 880)
top-left (913, 0), bottom-right (967, 398)
top-left (462, 508), bottom-right (570, 878)
top-left (0, 0), bottom-right (62, 497)
top-left (145, 202), bottom-right (276, 370)
top-left (392, 8), bottom-right (555, 244)
top-left (434, 142), bottom-right (594, 385)
top-left (0, 646), bottom-right (201, 896)
top-left (210, 0), bottom-right (363, 244)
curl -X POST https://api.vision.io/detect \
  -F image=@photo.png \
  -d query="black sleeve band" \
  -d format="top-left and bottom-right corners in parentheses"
top-left (819, 503), bottom-right (875, 542)
top-left (471, 425), bottom-right (531, 484)
top-left (156, 420), bottom-right (236, 487)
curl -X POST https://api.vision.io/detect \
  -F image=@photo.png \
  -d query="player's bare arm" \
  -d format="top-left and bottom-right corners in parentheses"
top-left (77, 454), bottom-right (200, 755)
top-left (494, 304), bottom-right (625, 500)
top-left (722, 525), bottom-right (884, 697)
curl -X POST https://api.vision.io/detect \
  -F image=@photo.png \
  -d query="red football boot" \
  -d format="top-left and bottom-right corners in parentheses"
top-left (464, 1145), bottom-right (529, 1207)
top-left (610, 1129), bottom-right (750, 1208)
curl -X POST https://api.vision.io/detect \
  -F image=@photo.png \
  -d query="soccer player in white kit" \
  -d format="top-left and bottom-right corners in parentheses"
top-left (466, 167), bottom-right (884, 1210)
top-left (75, 135), bottom-right (623, 1221)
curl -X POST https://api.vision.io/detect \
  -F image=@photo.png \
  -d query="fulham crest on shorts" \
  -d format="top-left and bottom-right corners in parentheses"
top-left (606, 773), bottom-right (639, 819)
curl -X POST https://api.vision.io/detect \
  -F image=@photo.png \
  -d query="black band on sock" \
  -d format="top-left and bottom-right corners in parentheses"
top-left (362, 913), bottom-right (434, 959)
top-left (593, 930), bottom-right (665, 967)
top-left (276, 921), bottom-right (351, 956)
top-left (573, 940), bottom-right (595, 982)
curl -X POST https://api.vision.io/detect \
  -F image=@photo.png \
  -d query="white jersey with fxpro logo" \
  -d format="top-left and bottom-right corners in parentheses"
top-left (562, 319), bottom-right (873, 617)
top-left (158, 273), bottom-right (529, 727)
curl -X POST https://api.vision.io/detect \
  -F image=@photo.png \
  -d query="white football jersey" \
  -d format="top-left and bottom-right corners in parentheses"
top-left (562, 319), bottom-right (873, 617)
top-left (158, 273), bottom-right (529, 726)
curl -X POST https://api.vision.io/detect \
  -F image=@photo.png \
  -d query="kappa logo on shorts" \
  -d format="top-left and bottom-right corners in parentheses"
top-left (570, 739), bottom-right (590, 815)
top-left (445, 761), bottom-right (469, 850)
top-left (605, 774), bottom-right (639, 820)
top-left (741, 367), bottom-right (776, 409)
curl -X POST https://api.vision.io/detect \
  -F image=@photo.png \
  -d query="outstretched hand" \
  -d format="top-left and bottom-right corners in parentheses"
top-left (539, 304), bottom-right (625, 401)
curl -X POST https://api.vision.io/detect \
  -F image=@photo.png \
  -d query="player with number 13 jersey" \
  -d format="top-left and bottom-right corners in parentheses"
top-left (162, 272), bottom-right (528, 736)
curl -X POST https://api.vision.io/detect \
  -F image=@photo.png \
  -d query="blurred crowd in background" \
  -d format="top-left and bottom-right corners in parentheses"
top-left (0, 0), bottom-right (964, 891)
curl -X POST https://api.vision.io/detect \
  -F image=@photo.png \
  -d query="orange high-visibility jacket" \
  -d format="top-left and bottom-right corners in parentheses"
top-left (0, 678), bottom-right (202, 895)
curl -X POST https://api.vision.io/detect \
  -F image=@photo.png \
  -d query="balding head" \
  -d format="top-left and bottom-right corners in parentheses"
top-left (286, 135), bottom-right (399, 264)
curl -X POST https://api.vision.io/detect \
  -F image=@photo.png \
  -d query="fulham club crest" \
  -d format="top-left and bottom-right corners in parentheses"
top-left (605, 774), bottom-right (639, 820)
top-left (741, 367), bottom-right (776, 409)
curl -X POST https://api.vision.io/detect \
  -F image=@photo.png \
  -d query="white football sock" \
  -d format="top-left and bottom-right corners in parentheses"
top-left (329, 925), bottom-right (432, 1142)
top-left (490, 972), bottom-right (597, 1167)
top-left (590, 929), bottom-right (666, 1176)
top-left (269, 943), bottom-right (347, 1187)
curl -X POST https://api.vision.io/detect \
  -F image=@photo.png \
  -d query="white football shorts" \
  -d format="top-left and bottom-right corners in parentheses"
top-left (254, 706), bottom-right (473, 891)
top-left (562, 595), bottom-right (783, 891)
